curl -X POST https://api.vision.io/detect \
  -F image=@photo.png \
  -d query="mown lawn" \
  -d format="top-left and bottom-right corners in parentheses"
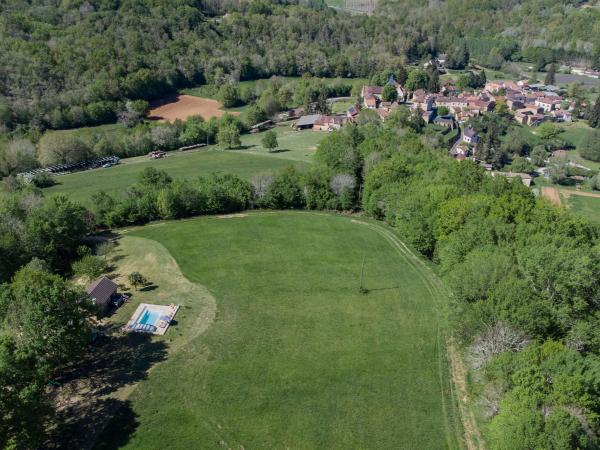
top-left (96, 212), bottom-right (461, 449)
top-left (239, 124), bottom-right (327, 162)
top-left (43, 148), bottom-right (308, 204)
top-left (568, 195), bottom-right (600, 224)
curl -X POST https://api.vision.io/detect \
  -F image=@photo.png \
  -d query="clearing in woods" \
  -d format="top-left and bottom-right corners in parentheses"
top-left (148, 94), bottom-right (239, 122)
top-left (43, 148), bottom-right (309, 204)
top-left (92, 212), bottom-right (463, 449)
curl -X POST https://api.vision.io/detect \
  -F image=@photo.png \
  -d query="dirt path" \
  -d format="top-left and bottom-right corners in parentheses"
top-left (448, 344), bottom-right (485, 450)
top-left (561, 189), bottom-right (600, 200)
top-left (148, 94), bottom-right (239, 122)
top-left (541, 186), bottom-right (562, 206)
top-left (541, 186), bottom-right (600, 207)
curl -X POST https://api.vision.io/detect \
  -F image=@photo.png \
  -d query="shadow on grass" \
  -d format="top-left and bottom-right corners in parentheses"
top-left (368, 286), bottom-right (400, 293)
top-left (139, 284), bottom-right (158, 292)
top-left (268, 148), bottom-right (291, 154)
top-left (44, 333), bottom-right (168, 449)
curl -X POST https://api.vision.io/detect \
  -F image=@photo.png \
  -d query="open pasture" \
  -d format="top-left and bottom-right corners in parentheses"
top-left (43, 148), bottom-right (308, 204)
top-left (94, 212), bottom-right (460, 449)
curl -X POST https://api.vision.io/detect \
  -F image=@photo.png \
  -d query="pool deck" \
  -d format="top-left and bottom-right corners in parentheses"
top-left (126, 303), bottom-right (180, 335)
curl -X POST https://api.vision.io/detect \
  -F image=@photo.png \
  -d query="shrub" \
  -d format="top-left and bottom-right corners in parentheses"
top-left (31, 172), bottom-right (55, 188)
top-left (72, 255), bottom-right (108, 281)
top-left (128, 271), bottom-right (147, 290)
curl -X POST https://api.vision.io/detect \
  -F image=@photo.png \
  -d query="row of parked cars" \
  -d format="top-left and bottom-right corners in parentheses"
top-left (20, 156), bottom-right (120, 179)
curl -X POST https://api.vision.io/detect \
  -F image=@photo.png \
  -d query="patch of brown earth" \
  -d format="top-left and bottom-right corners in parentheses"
top-left (148, 94), bottom-right (239, 122)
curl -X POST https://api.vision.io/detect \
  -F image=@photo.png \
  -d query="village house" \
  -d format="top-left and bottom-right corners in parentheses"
top-left (535, 97), bottom-right (563, 112)
top-left (434, 115), bottom-right (455, 129)
top-left (435, 96), bottom-right (468, 113)
top-left (506, 97), bottom-right (525, 110)
top-left (549, 109), bottom-right (572, 122)
top-left (313, 115), bottom-right (346, 131)
top-left (361, 86), bottom-right (383, 109)
top-left (484, 80), bottom-right (519, 93)
top-left (440, 80), bottom-right (458, 95)
top-left (490, 171), bottom-right (533, 187)
top-left (411, 90), bottom-right (435, 111)
top-left (462, 126), bottom-right (479, 145)
top-left (346, 106), bottom-right (359, 120)
top-left (456, 110), bottom-right (478, 123)
top-left (450, 144), bottom-right (470, 159)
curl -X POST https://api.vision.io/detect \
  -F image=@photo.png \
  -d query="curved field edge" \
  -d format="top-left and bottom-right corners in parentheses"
top-left (96, 212), bottom-right (465, 449)
top-left (49, 236), bottom-right (217, 449)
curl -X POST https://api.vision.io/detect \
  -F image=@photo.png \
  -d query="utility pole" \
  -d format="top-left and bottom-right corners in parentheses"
top-left (359, 256), bottom-right (367, 294)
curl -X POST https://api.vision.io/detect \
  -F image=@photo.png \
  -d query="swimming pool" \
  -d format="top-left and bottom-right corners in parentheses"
top-left (139, 309), bottom-right (160, 326)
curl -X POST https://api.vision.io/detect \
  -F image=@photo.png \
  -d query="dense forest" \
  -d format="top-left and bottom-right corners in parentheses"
top-left (1, 0), bottom-right (600, 133)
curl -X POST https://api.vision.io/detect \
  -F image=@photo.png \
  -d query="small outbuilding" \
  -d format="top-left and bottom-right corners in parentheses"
top-left (86, 277), bottom-right (118, 313)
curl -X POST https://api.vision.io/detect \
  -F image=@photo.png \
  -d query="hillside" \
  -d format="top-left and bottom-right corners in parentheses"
top-left (94, 212), bottom-right (462, 449)
top-left (1, 0), bottom-right (599, 134)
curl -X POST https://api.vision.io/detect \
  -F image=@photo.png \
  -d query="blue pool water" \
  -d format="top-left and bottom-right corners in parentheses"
top-left (139, 309), bottom-right (160, 326)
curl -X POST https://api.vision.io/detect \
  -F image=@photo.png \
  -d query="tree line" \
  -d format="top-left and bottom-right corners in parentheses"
top-left (1, 0), bottom-right (599, 135)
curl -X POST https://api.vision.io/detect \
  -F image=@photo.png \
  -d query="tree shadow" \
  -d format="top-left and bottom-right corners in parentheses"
top-left (269, 148), bottom-right (291, 154)
top-left (235, 144), bottom-right (256, 150)
top-left (367, 286), bottom-right (400, 293)
top-left (139, 284), bottom-right (158, 292)
top-left (45, 333), bottom-right (168, 449)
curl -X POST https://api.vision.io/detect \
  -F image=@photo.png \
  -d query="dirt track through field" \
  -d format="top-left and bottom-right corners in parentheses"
top-left (541, 186), bottom-right (562, 206)
top-left (542, 186), bottom-right (600, 207)
top-left (148, 95), bottom-right (239, 122)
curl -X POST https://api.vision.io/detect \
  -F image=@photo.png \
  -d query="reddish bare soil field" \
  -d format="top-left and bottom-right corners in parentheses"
top-left (148, 95), bottom-right (239, 122)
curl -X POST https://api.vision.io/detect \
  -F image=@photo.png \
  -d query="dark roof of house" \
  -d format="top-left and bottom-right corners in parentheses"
top-left (296, 114), bottom-right (322, 127)
top-left (434, 116), bottom-right (454, 124)
top-left (86, 277), bottom-right (117, 306)
top-left (463, 127), bottom-right (478, 138)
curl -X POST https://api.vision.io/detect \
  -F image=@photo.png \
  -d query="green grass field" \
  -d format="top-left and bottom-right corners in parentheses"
top-left (239, 123), bottom-right (326, 162)
top-left (567, 195), bottom-right (600, 224)
top-left (43, 148), bottom-right (309, 204)
top-left (96, 212), bottom-right (461, 449)
top-left (331, 100), bottom-right (355, 114)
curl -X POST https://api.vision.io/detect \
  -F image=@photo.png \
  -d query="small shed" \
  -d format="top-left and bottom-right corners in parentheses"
top-left (86, 277), bottom-right (118, 313)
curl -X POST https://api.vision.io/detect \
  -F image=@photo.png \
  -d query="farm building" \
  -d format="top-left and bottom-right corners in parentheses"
top-left (295, 114), bottom-right (322, 130)
top-left (314, 115), bottom-right (346, 131)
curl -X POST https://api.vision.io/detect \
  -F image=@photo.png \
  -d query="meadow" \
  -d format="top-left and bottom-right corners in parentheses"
top-left (95, 212), bottom-right (461, 449)
top-left (42, 125), bottom-right (326, 203)
top-left (567, 195), bottom-right (600, 224)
